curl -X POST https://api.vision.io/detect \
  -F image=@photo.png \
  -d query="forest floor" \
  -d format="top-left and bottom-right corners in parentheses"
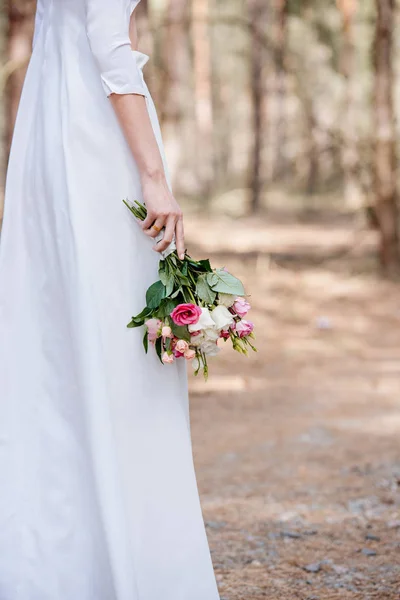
top-left (185, 214), bottom-right (400, 600)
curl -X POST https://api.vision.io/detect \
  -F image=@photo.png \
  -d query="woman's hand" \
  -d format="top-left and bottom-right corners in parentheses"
top-left (140, 173), bottom-right (185, 259)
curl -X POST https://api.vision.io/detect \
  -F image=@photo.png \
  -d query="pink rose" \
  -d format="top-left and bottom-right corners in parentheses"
top-left (233, 297), bottom-right (251, 318)
top-left (162, 352), bottom-right (174, 364)
top-left (184, 348), bottom-right (196, 360)
top-left (145, 318), bottom-right (162, 342)
top-left (220, 328), bottom-right (230, 339)
top-left (175, 340), bottom-right (189, 354)
top-left (170, 303), bottom-right (202, 326)
top-left (236, 319), bottom-right (254, 338)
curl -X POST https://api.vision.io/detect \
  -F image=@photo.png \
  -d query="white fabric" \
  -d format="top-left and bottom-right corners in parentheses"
top-left (0, 1), bottom-right (220, 599)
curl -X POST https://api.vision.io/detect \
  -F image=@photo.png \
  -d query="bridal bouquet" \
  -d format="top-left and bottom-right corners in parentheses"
top-left (124, 200), bottom-right (256, 379)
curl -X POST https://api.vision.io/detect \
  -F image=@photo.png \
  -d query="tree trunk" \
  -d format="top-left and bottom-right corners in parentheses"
top-left (192, 0), bottom-right (214, 196)
top-left (272, 0), bottom-right (288, 181)
top-left (159, 0), bottom-right (190, 126)
top-left (337, 0), bottom-right (363, 210)
top-left (373, 0), bottom-right (400, 274)
top-left (247, 0), bottom-right (266, 213)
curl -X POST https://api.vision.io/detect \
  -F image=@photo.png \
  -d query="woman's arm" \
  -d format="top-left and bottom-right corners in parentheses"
top-left (86, 1), bottom-right (185, 258)
top-left (110, 92), bottom-right (185, 258)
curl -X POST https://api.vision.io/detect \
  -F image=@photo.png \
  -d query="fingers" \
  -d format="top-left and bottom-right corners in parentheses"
top-left (143, 215), bottom-right (166, 239)
top-left (154, 216), bottom-right (176, 254)
top-left (141, 210), bottom-right (156, 231)
top-left (175, 217), bottom-right (185, 260)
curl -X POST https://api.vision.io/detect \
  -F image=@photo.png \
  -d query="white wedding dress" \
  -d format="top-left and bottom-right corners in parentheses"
top-left (0, 0), bottom-right (220, 598)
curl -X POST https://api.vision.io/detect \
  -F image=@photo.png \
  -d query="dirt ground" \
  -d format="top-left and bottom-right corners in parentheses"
top-left (185, 215), bottom-right (400, 600)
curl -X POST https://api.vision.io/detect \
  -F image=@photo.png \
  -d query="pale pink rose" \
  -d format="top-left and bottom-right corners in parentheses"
top-left (162, 325), bottom-right (172, 338)
top-left (170, 303), bottom-right (202, 326)
top-left (233, 297), bottom-right (251, 318)
top-left (184, 348), bottom-right (196, 360)
top-left (236, 319), bottom-right (254, 338)
top-left (145, 318), bottom-right (162, 342)
top-left (162, 351), bottom-right (174, 364)
top-left (175, 340), bottom-right (189, 354)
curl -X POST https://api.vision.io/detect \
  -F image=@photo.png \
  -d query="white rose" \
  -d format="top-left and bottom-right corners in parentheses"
top-left (188, 307), bottom-right (216, 332)
top-left (218, 293), bottom-right (236, 307)
top-left (203, 328), bottom-right (219, 342)
top-left (210, 305), bottom-right (234, 331)
top-left (200, 340), bottom-right (221, 356)
top-left (190, 332), bottom-right (205, 347)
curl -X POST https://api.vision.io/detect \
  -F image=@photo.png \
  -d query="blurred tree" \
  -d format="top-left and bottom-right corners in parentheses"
top-left (373, 0), bottom-right (400, 274)
top-left (337, 0), bottom-right (363, 209)
top-left (272, 0), bottom-right (288, 181)
top-left (247, 0), bottom-right (267, 213)
top-left (192, 0), bottom-right (214, 196)
top-left (159, 0), bottom-right (190, 126)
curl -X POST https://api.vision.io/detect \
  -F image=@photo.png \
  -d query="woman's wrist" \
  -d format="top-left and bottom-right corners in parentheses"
top-left (140, 165), bottom-right (166, 184)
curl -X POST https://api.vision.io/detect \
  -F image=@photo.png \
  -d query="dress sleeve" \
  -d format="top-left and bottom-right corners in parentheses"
top-left (85, 0), bottom-right (147, 97)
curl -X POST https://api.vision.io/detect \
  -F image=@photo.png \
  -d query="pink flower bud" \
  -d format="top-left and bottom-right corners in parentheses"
top-left (175, 339), bottom-right (189, 354)
top-left (233, 297), bottom-right (251, 318)
top-left (162, 352), bottom-right (174, 364)
top-left (184, 348), bottom-right (196, 360)
top-left (236, 319), bottom-right (254, 338)
top-left (145, 318), bottom-right (162, 342)
top-left (162, 326), bottom-right (172, 338)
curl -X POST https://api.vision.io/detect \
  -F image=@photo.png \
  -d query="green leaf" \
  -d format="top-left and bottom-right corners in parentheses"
top-left (127, 319), bottom-right (143, 329)
top-left (155, 336), bottom-right (164, 363)
top-left (208, 269), bottom-right (245, 296)
top-left (196, 274), bottom-right (217, 304)
top-left (165, 274), bottom-right (175, 297)
top-left (156, 298), bottom-right (179, 319)
top-left (170, 322), bottom-right (191, 342)
top-left (146, 280), bottom-right (166, 309)
top-left (159, 265), bottom-right (168, 286)
top-left (170, 288), bottom-right (182, 299)
top-left (131, 306), bottom-right (153, 323)
top-left (143, 329), bottom-right (149, 353)
top-left (198, 259), bottom-right (212, 272)
top-left (207, 273), bottom-right (219, 287)
top-left (176, 273), bottom-right (190, 286)
top-left (182, 262), bottom-right (188, 276)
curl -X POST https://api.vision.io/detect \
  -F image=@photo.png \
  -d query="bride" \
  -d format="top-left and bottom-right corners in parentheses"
top-left (0, 0), bottom-right (220, 598)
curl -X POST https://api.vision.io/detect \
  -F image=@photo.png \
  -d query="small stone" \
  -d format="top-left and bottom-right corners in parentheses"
top-left (361, 548), bottom-right (376, 557)
top-left (365, 534), bottom-right (380, 541)
top-left (304, 529), bottom-right (318, 536)
top-left (205, 521), bottom-right (226, 530)
top-left (332, 564), bottom-right (349, 575)
top-left (251, 560), bottom-right (262, 566)
top-left (303, 562), bottom-right (321, 573)
top-left (281, 530), bottom-right (302, 539)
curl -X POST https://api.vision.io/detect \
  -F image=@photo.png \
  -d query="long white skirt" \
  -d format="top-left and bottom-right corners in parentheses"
top-left (0, 10), bottom-right (219, 600)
